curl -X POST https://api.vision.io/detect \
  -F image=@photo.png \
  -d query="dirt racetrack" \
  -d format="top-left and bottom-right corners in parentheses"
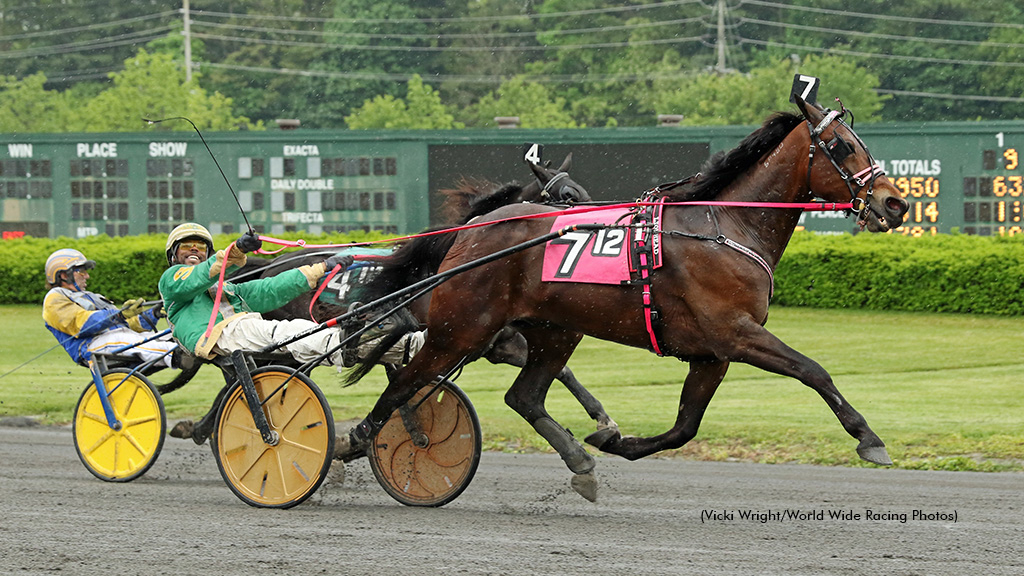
top-left (1, 423), bottom-right (1021, 576)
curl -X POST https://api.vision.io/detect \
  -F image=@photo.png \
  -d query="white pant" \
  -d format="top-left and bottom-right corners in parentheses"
top-left (214, 316), bottom-right (347, 365)
top-left (214, 315), bottom-right (424, 367)
top-left (87, 328), bottom-right (177, 368)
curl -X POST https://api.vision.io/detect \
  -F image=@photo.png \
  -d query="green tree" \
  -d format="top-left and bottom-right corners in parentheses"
top-left (0, 0), bottom-right (179, 93)
top-left (190, 0), bottom-right (337, 127)
top-left (734, 0), bottom-right (1024, 121)
top-left (650, 55), bottom-right (887, 126)
top-left (433, 0), bottom-right (540, 114)
top-left (0, 73), bottom-right (78, 133)
top-left (523, 0), bottom-right (707, 127)
top-left (79, 50), bottom-right (257, 132)
top-left (345, 74), bottom-right (463, 129)
top-left (469, 76), bottom-right (578, 128)
top-left (296, 0), bottom-right (434, 128)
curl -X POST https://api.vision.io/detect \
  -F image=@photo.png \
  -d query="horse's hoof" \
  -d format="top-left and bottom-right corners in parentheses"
top-left (857, 444), bottom-right (893, 466)
top-left (570, 471), bottom-right (598, 503)
top-left (168, 419), bottom-right (193, 439)
top-left (321, 459), bottom-right (346, 487)
top-left (584, 427), bottom-right (620, 450)
top-left (334, 434), bottom-right (366, 462)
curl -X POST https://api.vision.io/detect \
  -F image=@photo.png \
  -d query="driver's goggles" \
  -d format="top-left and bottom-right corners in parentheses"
top-left (178, 241), bottom-right (208, 252)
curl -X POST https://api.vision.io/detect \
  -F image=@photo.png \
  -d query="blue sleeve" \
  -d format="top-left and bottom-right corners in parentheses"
top-left (138, 307), bottom-right (161, 331)
top-left (77, 308), bottom-right (124, 338)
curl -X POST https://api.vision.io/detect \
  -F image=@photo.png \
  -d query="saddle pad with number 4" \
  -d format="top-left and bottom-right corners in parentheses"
top-left (542, 208), bottom-right (661, 284)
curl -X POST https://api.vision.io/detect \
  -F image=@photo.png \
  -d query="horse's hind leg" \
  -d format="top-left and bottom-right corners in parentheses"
top-left (502, 328), bottom-right (600, 501)
top-left (343, 329), bottom-right (490, 457)
top-left (587, 360), bottom-right (729, 461)
top-left (484, 327), bottom-right (617, 432)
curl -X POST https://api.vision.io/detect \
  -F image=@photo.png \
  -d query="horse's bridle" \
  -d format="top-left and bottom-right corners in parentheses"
top-left (540, 171), bottom-right (584, 203)
top-left (806, 106), bottom-right (887, 223)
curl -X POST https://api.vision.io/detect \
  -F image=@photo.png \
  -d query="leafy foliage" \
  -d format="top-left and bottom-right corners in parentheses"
top-left (774, 231), bottom-right (1024, 315)
top-left (1, 0), bottom-right (1021, 129)
top-left (0, 73), bottom-right (78, 133)
top-left (651, 55), bottom-right (887, 126)
top-left (345, 75), bottom-right (464, 129)
top-left (81, 51), bottom-right (257, 132)
top-left (0, 50), bottom-right (257, 133)
top-left (469, 76), bottom-right (579, 128)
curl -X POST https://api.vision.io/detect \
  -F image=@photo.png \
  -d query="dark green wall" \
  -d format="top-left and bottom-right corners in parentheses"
top-left (2, 121), bottom-right (1023, 239)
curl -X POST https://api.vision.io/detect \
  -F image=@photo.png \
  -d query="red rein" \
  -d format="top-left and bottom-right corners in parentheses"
top-left (203, 200), bottom-right (854, 336)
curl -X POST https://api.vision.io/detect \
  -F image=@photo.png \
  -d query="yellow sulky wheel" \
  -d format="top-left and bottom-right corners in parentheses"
top-left (369, 380), bottom-right (481, 507)
top-left (73, 368), bottom-right (166, 482)
top-left (211, 367), bottom-right (334, 509)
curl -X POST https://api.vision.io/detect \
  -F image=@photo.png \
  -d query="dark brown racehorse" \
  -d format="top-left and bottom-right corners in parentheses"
top-left (346, 97), bottom-right (910, 501)
top-left (247, 156), bottom-right (617, 434)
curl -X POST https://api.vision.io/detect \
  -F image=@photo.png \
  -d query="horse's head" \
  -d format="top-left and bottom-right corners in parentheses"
top-left (794, 96), bottom-right (908, 232)
top-left (528, 154), bottom-right (592, 204)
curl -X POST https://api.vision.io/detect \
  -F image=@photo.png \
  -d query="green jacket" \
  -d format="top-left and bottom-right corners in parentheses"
top-left (158, 256), bottom-right (315, 357)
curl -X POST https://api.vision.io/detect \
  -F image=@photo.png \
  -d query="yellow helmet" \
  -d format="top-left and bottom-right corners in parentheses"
top-left (165, 223), bottom-right (214, 266)
top-left (45, 249), bottom-right (95, 287)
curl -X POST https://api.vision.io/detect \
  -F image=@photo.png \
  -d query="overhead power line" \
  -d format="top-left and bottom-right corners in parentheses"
top-left (3, 2), bottom-right (1022, 108)
top-left (741, 0), bottom-right (1024, 29)
top-left (0, 27), bottom-right (174, 60)
top-left (200, 61), bottom-right (715, 84)
top-left (191, 32), bottom-right (706, 52)
top-left (0, 11), bottom-right (177, 41)
top-left (190, 0), bottom-right (706, 25)
top-left (740, 18), bottom-right (1024, 49)
top-left (740, 38), bottom-right (1024, 69)
top-left (187, 16), bottom-right (708, 41)
top-left (878, 89), bottom-right (1024, 104)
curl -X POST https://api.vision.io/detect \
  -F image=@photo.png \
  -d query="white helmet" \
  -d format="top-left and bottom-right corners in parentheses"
top-left (45, 249), bottom-right (95, 287)
top-left (165, 223), bottom-right (214, 266)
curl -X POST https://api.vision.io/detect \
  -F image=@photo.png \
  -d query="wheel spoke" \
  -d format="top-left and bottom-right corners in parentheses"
top-left (83, 429), bottom-right (114, 455)
top-left (121, 430), bottom-right (147, 457)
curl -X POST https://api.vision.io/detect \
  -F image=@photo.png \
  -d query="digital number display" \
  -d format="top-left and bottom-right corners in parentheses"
top-left (891, 176), bottom-right (940, 236)
top-left (1005, 148), bottom-right (1018, 170)
top-left (962, 145), bottom-right (1021, 236)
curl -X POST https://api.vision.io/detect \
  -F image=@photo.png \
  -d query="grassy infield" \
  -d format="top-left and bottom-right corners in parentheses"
top-left (2, 303), bottom-right (1022, 472)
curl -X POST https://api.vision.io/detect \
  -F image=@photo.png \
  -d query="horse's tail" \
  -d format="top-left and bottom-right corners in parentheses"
top-left (344, 228), bottom-right (457, 385)
top-left (358, 227), bottom-right (457, 303)
top-left (155, 361), bottom-right (201, 395)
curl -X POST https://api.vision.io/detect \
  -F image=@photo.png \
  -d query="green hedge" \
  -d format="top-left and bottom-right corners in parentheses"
top-left (0, 231), bottom-right (388, 305)
top-left (5, 230), bottom-right (1024, 315)
top-left (774, 232), bottom-right (1024, 315)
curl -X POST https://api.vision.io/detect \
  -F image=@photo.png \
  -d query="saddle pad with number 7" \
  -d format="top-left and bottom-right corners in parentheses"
top-left (542, 209), bottom-right (634, 284)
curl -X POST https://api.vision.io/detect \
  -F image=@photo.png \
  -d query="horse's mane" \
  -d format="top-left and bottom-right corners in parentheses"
top-left (439, 178), bottom-right (525, 225)
top-left (665, 112), bottom-right (804, 202)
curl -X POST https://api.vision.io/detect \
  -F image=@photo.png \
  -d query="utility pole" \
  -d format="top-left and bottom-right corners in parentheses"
top-left (715, 0), bottom-right (728, 74)
top-left (183, 0), bottom-right (193, 82)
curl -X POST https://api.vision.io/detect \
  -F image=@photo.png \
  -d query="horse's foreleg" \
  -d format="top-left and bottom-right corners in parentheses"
top-left (730, 321), bottom-right (891, 466)
top-left (502, 328), bottom-right (599, 501)
top-left (485, 328), bottom-right (617, 432)
top-left (588, 360), bottom-right (728, 460)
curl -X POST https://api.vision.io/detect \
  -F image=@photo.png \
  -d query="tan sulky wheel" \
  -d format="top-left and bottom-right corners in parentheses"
top-left (211, 366), bottom-right (334, 508)
top-left (368, 379), bottom-right (481, 507)
top-left (73, 369), bottom-right (166, 482)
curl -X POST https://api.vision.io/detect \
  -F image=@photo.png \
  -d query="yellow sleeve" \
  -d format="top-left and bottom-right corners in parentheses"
top-left (42, 291), bottom-right (95, 337)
